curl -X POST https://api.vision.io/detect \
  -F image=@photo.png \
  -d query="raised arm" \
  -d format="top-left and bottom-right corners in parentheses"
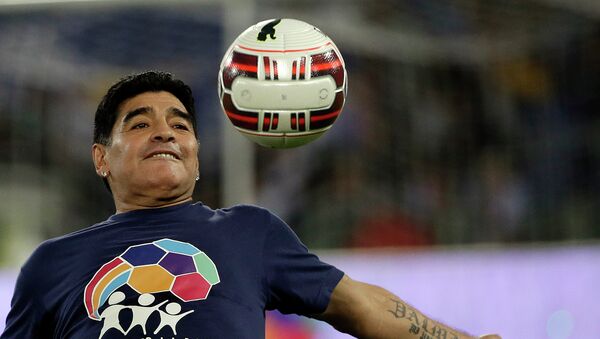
top-left (315, 274), bottom-right (500, 339)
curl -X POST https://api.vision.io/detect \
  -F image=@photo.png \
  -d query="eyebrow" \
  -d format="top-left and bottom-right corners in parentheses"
top-left (121, 106), bottom-right (193, 126)
top-left (122, 106), bottom-right (151, 124)
top-left (169, 107), bottom-right (194, 126)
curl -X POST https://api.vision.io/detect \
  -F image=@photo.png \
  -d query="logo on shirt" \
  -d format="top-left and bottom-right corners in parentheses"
top-left (83, 238), bottom-right (220, 338)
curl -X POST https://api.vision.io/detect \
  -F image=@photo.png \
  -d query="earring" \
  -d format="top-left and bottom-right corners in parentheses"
top-left (101, 171), bottom-right (108, 177)
top-left (195, 174), bottom-right (200, 181)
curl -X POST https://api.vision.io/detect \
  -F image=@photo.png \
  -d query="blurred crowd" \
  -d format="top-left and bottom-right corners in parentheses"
top-left (258, 27), bottom-right (600, 248)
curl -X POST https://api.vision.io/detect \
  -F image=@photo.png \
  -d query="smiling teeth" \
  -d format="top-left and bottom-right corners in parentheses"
top-left (152, 153), bottom-right (177, 159)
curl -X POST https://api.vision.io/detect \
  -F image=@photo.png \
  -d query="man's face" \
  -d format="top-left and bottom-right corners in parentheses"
top-left (95, 91), bottom-right (199, 206)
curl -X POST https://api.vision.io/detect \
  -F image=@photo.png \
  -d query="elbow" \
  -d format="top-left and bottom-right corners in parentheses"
top-left (317, 275), bottom-right (390, 338)
top-left (321, 295), bottom-right (385, 338)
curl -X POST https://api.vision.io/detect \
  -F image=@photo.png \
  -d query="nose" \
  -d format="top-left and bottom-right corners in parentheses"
top-left (151, 121), bottom-right (175, 142)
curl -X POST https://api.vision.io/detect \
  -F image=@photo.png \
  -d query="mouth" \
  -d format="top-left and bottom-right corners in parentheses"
top-left (145, 151), bottom-right (181, 160)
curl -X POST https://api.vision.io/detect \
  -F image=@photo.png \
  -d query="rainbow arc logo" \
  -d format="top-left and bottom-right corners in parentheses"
top-left (84, 238), bottom-right (220, 320)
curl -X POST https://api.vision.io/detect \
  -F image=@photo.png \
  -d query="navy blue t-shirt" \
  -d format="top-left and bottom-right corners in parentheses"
top-left (1, 202), bottom-right (344, 339)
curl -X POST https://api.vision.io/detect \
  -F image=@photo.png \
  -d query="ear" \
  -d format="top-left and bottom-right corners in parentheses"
top-left (196, 141), bottom-right (201, 172)
top-left (92, 143), bottom-right (109, 177)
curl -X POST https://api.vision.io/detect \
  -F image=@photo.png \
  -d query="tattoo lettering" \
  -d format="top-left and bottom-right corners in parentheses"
top-left (431, 325), bottom-right (459, 339)
top-left (388, 298), bottom-right (407, 319)
top-left (430, 325), bottom-right (448, 339)
top-left (407, 309), bottom-right (420, 326)
top-left (421, 317), bottom-right (429, 332)
top-left (388, 299), bottom-right (460, 339)
top-left (409, 324), bottom-right (420, 334)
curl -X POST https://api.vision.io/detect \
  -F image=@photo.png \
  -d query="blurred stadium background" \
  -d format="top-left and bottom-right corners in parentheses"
top-left (0, 0), bottom-right (598, 338)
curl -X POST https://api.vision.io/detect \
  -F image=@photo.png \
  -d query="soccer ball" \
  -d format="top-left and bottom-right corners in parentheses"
top-left (218, 18), bottom-right (348, 148)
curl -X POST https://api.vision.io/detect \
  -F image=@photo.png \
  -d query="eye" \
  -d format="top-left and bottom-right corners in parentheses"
top-left (173, 123), bottom-right (190, 131)
top-left (132, 122), bottom-right (149, 129)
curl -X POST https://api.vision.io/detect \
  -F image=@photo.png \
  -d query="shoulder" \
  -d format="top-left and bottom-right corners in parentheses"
top-left (210, 204), bottom-right (291, 237)
top-left (215, 203), bottom-right (271, 216)
top-left (21, 231), bottom-right (79, 272)
top-left (18, 217), bottom-right (112, 279)
top-left (25, 234), bottom-right (74, 266)
top-left (214, 204), bottom-right (278, 225)
top-left (30, 219), bottom-right (108, 257)
top-left (15, 237), bottom-right (64, 293)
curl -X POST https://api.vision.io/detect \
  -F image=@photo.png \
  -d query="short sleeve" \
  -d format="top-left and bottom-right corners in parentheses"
top-left (1, 253), bottom-right (50, 338)
top-left (262, 211), bottom-right (344, 316)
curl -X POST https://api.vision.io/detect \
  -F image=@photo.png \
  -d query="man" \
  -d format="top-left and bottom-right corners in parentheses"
top-left (1, 71), bottom-right (499, 339)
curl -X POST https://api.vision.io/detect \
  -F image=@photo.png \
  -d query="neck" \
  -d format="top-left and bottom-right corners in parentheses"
top-left (114, 196), bottom-right (193, 214)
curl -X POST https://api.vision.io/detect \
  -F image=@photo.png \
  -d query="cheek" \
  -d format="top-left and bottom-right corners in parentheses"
top-left (186, 141), bottom-right (200, 170)
top-left (188, 150), bottom-right (199, 172)
top-left (107, 142), bottom-right (136, 172)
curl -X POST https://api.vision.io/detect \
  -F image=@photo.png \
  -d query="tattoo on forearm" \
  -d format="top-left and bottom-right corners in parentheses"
top-left (388, 298), bottom-right (460, 339)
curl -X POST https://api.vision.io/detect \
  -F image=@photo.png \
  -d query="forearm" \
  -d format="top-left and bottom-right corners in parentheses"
top-left (382, 294), bottom-right (472, 339)
top-left (318, 275), bottom-right (476, 339)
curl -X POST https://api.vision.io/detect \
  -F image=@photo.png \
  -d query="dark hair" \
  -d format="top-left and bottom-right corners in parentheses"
top-left (93, 71), bottom-right (197, 146)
